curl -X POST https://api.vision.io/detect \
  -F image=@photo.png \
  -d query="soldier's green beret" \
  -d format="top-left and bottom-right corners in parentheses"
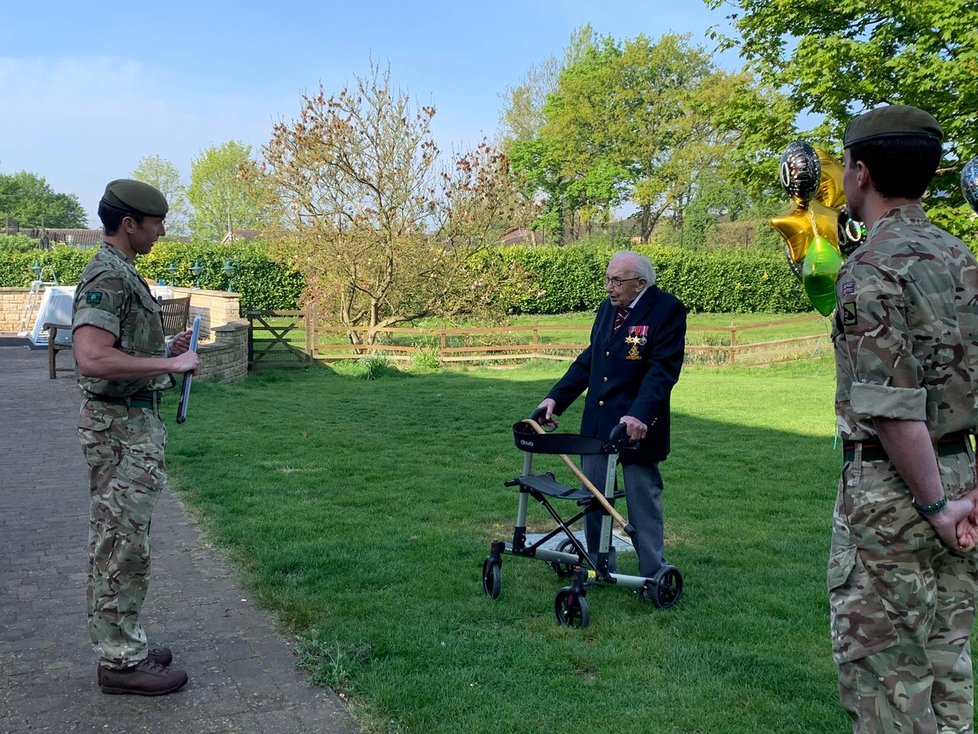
top-left (100, 179), bottom-right (168, 217)
top-left (843, 105), bottom-right (943, 149)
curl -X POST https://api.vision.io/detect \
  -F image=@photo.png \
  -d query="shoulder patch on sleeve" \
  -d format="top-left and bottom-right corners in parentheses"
top-left (85, 291), bottom-right (103, 305)
top-left (842, 301), bottom-right (856, 326)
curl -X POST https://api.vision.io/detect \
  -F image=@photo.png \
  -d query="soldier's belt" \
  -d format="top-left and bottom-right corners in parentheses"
top-left (89, 391), bottom-right (163, 411)
top-left (843, 430), bottom-right (972, 463)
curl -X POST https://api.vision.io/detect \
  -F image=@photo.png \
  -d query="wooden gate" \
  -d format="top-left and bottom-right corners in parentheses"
top-left (247, 310), bottom-right (312, 369)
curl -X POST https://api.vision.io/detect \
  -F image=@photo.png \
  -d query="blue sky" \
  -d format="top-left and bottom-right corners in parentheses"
top-left (0, 1), bottom-right (744, 226)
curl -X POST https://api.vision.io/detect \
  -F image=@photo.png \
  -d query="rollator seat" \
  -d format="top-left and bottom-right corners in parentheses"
top-left (516, 472), bottom-right (594, 502)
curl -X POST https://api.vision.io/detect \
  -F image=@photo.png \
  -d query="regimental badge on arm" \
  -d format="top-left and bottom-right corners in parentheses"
top-left (842, 301), bottom-right (856, 327)
top-left (85, 292), bottom-right (103, 305)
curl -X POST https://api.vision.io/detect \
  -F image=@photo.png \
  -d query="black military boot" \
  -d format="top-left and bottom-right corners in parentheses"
top-left (97, 659), bottom-right (188, 696)
top-left (146, 645), bottom-right (173, 666)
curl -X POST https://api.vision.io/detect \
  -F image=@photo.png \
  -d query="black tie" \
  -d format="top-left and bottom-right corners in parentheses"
top-left (614, 307), bottom-right (630, 331)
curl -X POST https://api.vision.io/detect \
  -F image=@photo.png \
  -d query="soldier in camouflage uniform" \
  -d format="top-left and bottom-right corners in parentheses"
top-left (72, 180), bottom-right (199, 696)
top-left (831, 106), bottom-right (978, 732)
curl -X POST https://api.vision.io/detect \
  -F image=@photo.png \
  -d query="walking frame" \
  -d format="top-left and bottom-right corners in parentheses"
top-left (482, 408), bottom-right (683, 628)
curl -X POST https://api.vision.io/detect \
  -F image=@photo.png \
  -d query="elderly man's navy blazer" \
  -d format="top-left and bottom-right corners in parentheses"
top-left (547, 285), bottom-right (686, 464)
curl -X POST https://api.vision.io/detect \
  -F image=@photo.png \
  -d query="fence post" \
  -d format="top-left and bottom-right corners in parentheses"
top-left (730, 327), bottom-right (737, 365)
top-left (247, 311), bottom-right (254, 371)
top-left (305, 307), bottom-right (313, 362)
top-left (533, 321), bottom-right (539, 344)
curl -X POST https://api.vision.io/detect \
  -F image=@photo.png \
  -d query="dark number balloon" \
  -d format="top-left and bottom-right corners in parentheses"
top-left (779, 141), bottom-right (821, 203)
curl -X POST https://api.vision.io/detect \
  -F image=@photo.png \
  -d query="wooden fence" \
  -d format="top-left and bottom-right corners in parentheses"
top-left (247, 312), bottom-right (830, 369)
top-left (247, 310), bottom-right (312, 369)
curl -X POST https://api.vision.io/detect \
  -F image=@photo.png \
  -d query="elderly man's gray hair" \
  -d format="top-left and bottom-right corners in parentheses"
top-left (609, 250), bottom-right (656, 286)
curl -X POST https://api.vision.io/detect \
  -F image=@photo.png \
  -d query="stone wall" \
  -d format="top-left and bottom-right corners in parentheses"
top-left (197, 320), bottom-right (249, 383)
top-left (0, 288), bottom-right (29, 332)
top-left (172, 287), bottom-right (241, 344)
top-left (1, 286), bottom-right (250, 385)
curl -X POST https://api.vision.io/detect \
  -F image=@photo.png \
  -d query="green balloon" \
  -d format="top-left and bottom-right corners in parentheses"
top-left (802, 235), bottom-right (844, 316)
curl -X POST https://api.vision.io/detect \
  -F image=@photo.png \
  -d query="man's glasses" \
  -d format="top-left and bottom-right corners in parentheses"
top-left (604, 276), bottom-right (642, 287)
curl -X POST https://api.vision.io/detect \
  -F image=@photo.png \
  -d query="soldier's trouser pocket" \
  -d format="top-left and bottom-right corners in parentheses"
top-left (827, 543), bottom-right (899, 665)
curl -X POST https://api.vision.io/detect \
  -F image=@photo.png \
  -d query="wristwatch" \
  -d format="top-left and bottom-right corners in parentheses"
top-left (912, 495), bottom-right (948, 516)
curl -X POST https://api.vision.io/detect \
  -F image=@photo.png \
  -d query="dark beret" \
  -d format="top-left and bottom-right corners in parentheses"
top-left (100, 179), bottom-right (168, 217)
top-left (843, 105), bottom-right (943, 149)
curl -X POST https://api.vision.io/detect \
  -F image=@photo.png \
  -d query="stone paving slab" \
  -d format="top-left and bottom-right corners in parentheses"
top-left (0, 345), bottom-right (358, 733)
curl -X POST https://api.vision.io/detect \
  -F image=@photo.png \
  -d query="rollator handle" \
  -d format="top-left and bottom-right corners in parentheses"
top-left (529, 406), bottom-right (558, 432)
top-left (608, 423), bottom-right (639, 452)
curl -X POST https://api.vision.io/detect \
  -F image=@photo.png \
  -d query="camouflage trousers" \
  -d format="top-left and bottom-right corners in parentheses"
top-left (829, 446), bottom-right (978, 734)
top-left (78, 398), bottom-right (168, 670)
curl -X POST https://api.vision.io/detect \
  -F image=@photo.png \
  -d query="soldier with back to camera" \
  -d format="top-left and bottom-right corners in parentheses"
top-left (830, 105), bottom-right (978, 732)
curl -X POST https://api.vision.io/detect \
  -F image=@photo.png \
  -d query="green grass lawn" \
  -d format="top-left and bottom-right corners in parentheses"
top-left (166, 352), bottom-right (849, 733)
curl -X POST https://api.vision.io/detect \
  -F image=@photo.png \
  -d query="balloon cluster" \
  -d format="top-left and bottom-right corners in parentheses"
top-left (769, 141), bottom-right (866, 316)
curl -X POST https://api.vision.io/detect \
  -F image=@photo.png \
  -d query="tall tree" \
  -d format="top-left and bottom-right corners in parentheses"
top-left (186, 141), bottom-right (276, 243)
top-left (542, 33), bottom-right (746, 242)
top-left (707, 0), bottom-right (978, 236)
top-left (498, 24), bottom-right (595, 143)
top-left (0, 171), bottom-right (87, 228)
top-left (131, 155), bottom-right (190, 237)
top-left (263, 65), bottom-right (534, 342)
top-left (501, 25), bottom-right (599, 242)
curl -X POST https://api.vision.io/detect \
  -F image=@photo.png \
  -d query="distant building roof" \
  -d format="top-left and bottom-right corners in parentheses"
top-left (3, 226), bottom-right (104, 247)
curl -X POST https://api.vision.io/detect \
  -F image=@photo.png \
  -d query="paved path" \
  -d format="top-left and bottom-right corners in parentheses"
top-left (0, 344), bottom-right (357, 733)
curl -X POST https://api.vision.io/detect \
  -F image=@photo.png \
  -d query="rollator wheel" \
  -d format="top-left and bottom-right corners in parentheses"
top-left (550, 539), bottom-right (579, 579)
top-left (482, 558), bottom-right (501, 599)
top-left (645, 565), bottom-right (683, 609)
top-left (554, 587), bottom-right (590, 628)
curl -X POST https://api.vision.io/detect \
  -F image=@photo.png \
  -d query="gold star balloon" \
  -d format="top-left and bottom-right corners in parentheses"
top-left (769, 199), bottom-right (841, 277)
top-left (815, 150), bottom-right (846, 209)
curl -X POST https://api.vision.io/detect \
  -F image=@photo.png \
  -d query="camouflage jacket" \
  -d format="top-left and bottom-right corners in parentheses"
top-left (832, 204), bottom-right (978, 442)
top-left (72, 243), bottom-right (173, 398)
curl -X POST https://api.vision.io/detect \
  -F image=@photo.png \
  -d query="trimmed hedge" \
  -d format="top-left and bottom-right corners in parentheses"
top-left (137, 241), bottom-right (305, 313)
top-left (0, 239), bottom-right (810, 314)
top-left (493, 243), bottom-right (810, 314)
top-left (0, 240), bottom-right (305, 314)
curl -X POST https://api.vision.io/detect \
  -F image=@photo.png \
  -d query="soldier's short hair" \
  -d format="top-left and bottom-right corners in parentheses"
top-left (847, 136), bottom-right (942, 200)
top-left (98, 199), bottom-right (145, 235)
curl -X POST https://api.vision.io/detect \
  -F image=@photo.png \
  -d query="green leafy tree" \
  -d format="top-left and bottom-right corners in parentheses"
top-left (502, 26), bottom-right (600, 242)
top-left (707, 0), bottom-right (978, 239)
top-left (498, 24), bottom-right (595, 143)
top-left (186, 141), bottom-right (276, 243)
top-left (541, 33), bottom-right (750, 242)
top-left (0, 171), bottom-right (87, 228)
top-left (263, 65), bottom-right (535, 343)
top-left (132, 155), bottom-right (190, 237)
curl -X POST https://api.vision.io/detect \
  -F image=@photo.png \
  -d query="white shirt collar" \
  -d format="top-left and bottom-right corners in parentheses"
top-left (627, 285), bottom-right (649, 309)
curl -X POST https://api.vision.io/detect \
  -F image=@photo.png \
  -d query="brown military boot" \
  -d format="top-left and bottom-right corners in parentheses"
top-left (146, 645), bottom-right (173, 666)
top-left (98, 659), bottom-right (188, 696)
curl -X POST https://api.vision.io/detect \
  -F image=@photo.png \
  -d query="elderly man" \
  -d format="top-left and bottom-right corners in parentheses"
top-left (537, 250), bottom-right (686, 594)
